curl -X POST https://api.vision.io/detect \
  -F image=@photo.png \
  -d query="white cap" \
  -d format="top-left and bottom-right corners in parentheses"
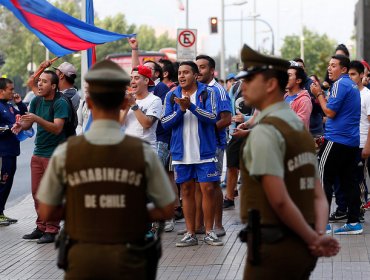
top-left (54, 62), bottom-right (77, 77)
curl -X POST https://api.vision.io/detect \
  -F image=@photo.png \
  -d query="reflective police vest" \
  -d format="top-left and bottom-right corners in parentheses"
top-left (240, 116), bottom-right (316, 225)
top-left (65, 135), bottom-right (148, 244)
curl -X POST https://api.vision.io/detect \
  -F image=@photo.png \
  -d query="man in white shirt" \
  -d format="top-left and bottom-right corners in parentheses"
top-left (123, 65), bottom-right (162, 150)
top-left (162, 61), bottom-right (223, 247)
top-left (349, 60), bottom-right (370, 211)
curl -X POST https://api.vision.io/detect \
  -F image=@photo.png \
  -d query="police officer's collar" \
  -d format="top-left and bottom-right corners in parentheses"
top-left (254, 102), bottom-right (289, 124)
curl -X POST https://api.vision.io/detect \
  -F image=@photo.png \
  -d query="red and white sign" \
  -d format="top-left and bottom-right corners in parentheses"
top-left (177, 29), bottom-right (197, 61)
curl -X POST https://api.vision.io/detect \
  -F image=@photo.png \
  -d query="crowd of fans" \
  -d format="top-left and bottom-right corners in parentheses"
top-left (1, 39), bottom-right (370, 246)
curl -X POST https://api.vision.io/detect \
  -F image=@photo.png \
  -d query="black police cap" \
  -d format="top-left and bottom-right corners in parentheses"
top-left (235, 44), bottom-right (290, 80)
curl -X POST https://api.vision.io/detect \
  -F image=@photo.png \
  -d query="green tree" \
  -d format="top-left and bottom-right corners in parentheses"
top-left (94, 13), bottom-right (136, 60)
top-left (0, 6), bottom-right (41, 94)
top-left (136, 25), bottom-right (176, 51)
top-left (94, 15), bottom-right (176, 59)
top-left (280, 27), bottom-right (337, 80)
top-left (0, 1), bottom-right (82, 91)
top-left (154, 31), bottom-right (177, 50)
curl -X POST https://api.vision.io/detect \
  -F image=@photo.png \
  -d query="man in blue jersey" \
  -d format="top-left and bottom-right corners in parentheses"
top-left (311, 54), bottom-right (362, 234)
top-left (0, 78), bottom-right (28, 226)
top-left (196, 55), bottom-right (232, 237)
top-left (162, 61), bottom-right (223, 247)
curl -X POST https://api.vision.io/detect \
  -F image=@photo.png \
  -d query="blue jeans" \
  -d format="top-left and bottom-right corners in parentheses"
top-left (156, 141), bottom-right (170, 168)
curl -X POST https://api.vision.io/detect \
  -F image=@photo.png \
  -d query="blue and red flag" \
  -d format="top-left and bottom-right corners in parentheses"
top-left (0, 0), bottom-right (135, 57)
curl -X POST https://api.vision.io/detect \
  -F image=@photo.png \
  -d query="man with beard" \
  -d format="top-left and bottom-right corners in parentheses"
top-left (195, 55), bottom-right (232, 237)
top-left (18, 68), bottom-right (70, 243)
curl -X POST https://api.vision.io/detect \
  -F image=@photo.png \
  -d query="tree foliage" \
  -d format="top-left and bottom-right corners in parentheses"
top-left (280, 27), bottom-right (337, 80)
top-left (0, 0), bottom-right (176, 92)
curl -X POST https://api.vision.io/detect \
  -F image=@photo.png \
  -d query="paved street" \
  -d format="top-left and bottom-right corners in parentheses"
top-left (1, 194), bottom-right (370, 280)
top-left (6, 136), bottom-right (34, 208)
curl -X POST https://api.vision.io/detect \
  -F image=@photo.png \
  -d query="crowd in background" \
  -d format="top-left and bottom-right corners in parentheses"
top-left (1, 39), bottom-right (370, 245)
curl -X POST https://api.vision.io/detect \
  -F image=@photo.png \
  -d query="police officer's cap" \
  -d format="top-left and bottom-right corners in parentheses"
top-left (235, 44), bottom-right (290, 80)
top-left (85, 60), bottom-right (130, 93)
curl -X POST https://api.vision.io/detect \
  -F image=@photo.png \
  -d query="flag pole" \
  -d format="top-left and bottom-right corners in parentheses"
top-left (81, 0), bottom-right (88, 91)
top-left (33, 57), bottom-right (59, 78)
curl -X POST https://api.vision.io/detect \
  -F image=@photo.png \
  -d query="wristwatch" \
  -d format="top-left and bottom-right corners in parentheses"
top-left (131, 104), bottom-right (139, 111)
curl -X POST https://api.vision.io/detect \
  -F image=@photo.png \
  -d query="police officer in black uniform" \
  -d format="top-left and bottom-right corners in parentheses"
top-left (36, 60), bottom-right (176, 280)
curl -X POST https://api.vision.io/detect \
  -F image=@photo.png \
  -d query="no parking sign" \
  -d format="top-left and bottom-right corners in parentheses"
top-left (177, 29), bottom-right (197, 61)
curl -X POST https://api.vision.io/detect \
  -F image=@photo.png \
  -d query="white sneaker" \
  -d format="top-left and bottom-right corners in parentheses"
top-left (204, 231), bottom-right (224, 246)
top-left (164, 219), bottom-right (175, 232)
top-left (176, 233), bottom-right (198, 247)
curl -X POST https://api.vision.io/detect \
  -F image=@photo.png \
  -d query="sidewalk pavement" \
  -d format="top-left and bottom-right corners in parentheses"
top-left (1, 195), bottom-right (370, 280)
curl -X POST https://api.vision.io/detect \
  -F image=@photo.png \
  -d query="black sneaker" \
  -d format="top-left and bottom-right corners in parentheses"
top-left (0, 215), bottom-right (10, 226)
top-left (37, 233), bottom-right (56, 244)
top-left (23, 228), bottom-right (44, 240)
top-left (360, 213), bottom-right (365, 223)
top-left (174, 207), bottom-right (184, 220)
top-left (328, 211), bottom-right (348, 222)
top-left (0, 214), bottom-right (18, 224)
top-left (223, 198), bottom-right (235, 210)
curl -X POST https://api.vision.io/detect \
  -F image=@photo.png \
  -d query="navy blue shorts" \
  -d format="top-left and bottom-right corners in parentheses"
top-left (174, 162), bottom-right (220, 184)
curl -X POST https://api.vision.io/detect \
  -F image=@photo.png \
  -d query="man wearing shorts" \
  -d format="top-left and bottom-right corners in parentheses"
top-left (196, 55), bottom-right (231, 237)
top-left (162, 61), bottom-right (223, 247)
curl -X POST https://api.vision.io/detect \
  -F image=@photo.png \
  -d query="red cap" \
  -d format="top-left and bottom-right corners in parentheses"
top-left (132, 65), bottom-right (155, 86)
top-left (361, 60), bottom-right (370, 71)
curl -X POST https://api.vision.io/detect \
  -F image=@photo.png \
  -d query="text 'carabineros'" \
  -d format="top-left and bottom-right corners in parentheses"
top-left (67, 168), bottom-right (143, 187)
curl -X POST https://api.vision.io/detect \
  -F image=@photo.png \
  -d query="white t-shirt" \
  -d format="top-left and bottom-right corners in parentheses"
top-left (360, 87), bottom-right (370, 148)
top-left (124, 93), bottom-right (162, 149)
top-left (172, 92), bottom-right (215, 165)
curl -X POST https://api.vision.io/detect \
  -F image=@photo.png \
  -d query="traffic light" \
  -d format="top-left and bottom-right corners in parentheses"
top-left (210, 17), bottom-right (218, 34)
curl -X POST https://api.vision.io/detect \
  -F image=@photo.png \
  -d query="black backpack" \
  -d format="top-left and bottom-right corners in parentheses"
top-left (34, 92), bottom-right (78, 138)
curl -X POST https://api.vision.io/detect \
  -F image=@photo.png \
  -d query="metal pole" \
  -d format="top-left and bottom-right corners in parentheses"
top-left (241, 10), bottom-right (243, 48)
top-left (277, 0), bottom-right (280, 52)
top-left (224, 18), bottom-right (274, 55)
top-left (221, 0), bottom-right (225, 80)
top-left (300, 0), bottom-right (304, 60)
top-left (253, 0), bottom-right (256, 49)
top-left (30, 42), bottom-right (34, 73)
top-left (45, 48), bottom-right (50, 61)
top-left (81, 0), bottom-right (88, 90)
top-left (186, 0), bottom-right (189, 28)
